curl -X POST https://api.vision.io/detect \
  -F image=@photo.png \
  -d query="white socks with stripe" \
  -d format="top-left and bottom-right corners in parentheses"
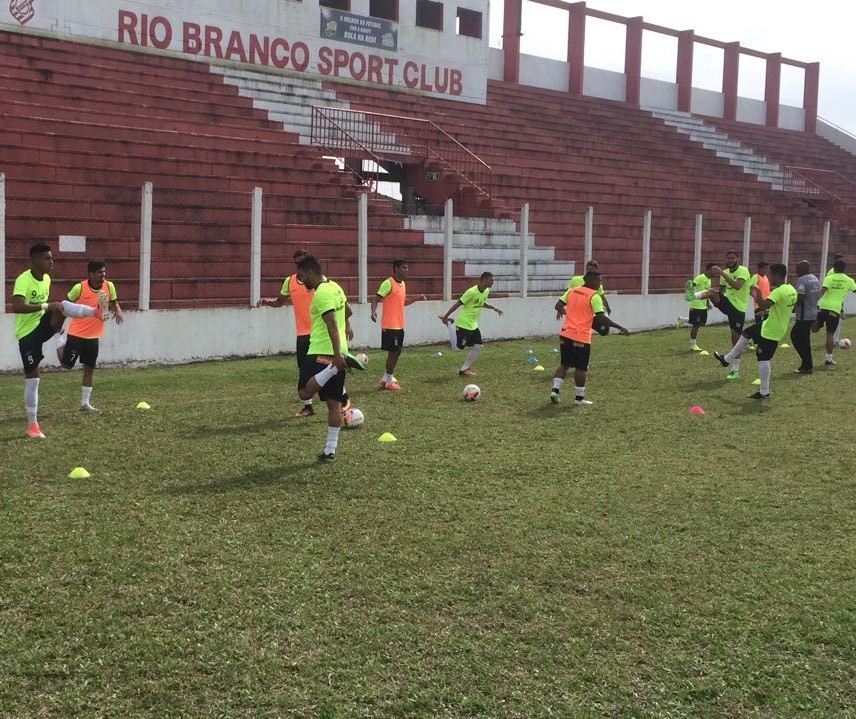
top-left (82, 386), bottom-right (93, 406)
top-left (325, 426), bottom-right (340, 455)
top-left (60, 300), bottom-right (97, 318)
top-left (25, 378), bottom-right (39, 424)
top-left (461, 344), bottom-right (482, 371)
top-left (758, 361), bottom-right (771, 395)
top-left (314, 363), bottom-right (339, 387)
top-left (445, 319), bottom-right (457, 348)
top-left (725, 335), bottom-right (749, 363)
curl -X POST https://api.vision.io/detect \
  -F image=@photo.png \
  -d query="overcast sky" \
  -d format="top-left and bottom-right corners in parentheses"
top-left (488, 0), bottom-right (856, 134)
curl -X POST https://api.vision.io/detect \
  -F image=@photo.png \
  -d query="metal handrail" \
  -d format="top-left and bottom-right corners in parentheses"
top-left (310, 107), bottom-right (387, 191)
top-left (818, 116), bottom-right (856, 143)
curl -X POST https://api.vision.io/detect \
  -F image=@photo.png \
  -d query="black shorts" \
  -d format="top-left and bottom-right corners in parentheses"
top-left (295, 334), bottom-right (310, 367)
top-left (559, 338), bottom-right (592, 371)
top-left (745, 324), bottom-right (778, 361)
top-left (381, 329), bottom-right (405, 352)
top-left (688, 309), bottom-right (708, 326)
top-left (816, 309), bottom-right (840, 333)
top-left (298, 355), bottom-right (346, 403)
top-left (61, 336), bottom-right (99, 369)
top-left (715, 297), bottom-right (746, 333)
top-left (18, 309), bottom-right (59, 373)
top-left (455, 327), bottom-right (482, 349)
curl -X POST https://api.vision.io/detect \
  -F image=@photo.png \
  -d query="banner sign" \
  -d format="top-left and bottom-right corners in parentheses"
top-left (320, 9), bottom-right (397, 51)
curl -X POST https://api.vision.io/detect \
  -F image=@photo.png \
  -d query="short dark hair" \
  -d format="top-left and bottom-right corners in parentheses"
top-left (393, 259), bottom-right (407, 270)
top-left (757, 261), bottom-right (770, 269)
top-left (296, 254), bottom-right (322, 275)
top-left (583, 270), bottom-right (602, 280)
top-left (834, 259), bottom-right (846, 272)
top-left (726, 250), bottom-right (739, 257)
top-left (769, 263), bottom-right (787, 279)
top-left (833, 253), bottom-right (845, 261)
top-left (293, 248), bottom-right (310, 261)
top-left (29, 243), bottom-right (51, 257)
top-left (796, 260), bottom-right (811, 274)
top-left (480, 272), bottom-right (493, 281)
top-left (705, 262), bottom-right (716, 271)
top-left (585, 260), bottom-right (599, 268)
top-left (87, 259), bottom-right (106, 274)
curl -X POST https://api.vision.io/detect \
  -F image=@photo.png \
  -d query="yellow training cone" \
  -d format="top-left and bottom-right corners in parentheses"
top-left (699, 350), bottom-right (710, 356)
top-left (68, 467), bottom-right (91, 479)
top-left (752, 378), bottom-right (761, 385)
top-left (780, 343), bottom-right (790, 348)
top-left (136, 401), bottom-right (151, 410)
top-left (377, 432), bottom-right (397, 443)
top-left (533, 365), bottom-right (545, 371)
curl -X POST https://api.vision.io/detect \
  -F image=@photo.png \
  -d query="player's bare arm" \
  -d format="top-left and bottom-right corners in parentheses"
top-left (111, 300), bottom-right (125, 325)
top-left (323, 310), bottom-right (348, 371)
top-left (440, 300), bottom-right (463, 323)
top-left (257, 294), bottom-right (291, 308)
top-left (484, 303), bottom-right (503, 316)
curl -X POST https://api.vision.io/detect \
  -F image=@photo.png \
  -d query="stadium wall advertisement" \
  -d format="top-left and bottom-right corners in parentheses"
top-left (0, 0), bottom-right (489, 103)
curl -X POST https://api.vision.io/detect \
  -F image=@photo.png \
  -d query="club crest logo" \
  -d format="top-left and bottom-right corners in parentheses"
top-left (9, 0), bottom-right (35, 26)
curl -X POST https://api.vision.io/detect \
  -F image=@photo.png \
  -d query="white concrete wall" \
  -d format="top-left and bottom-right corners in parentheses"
top-left (583, 66), bottom-right (624, 102)
top-left (818, 119), bottom-right (856, 156)
top-left (0, 0), bottom-right (489, 103)
top-left (640, 77), bottom-right (677, 111)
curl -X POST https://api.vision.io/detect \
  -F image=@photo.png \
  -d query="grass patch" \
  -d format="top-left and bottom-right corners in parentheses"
top-left (1, 327), bottom-right (855, 717)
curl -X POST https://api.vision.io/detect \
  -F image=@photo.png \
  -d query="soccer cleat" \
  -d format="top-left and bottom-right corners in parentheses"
top-left (690, 345), bottom-right (703, 352)
top-left (574, 397), bottom-right (594, 405)
top-left (296, 405), bottom-right (315, 417)
top-left (80, 403), bottom-right (99, 412)
top-left (96, 289), bottom-right (110, 321)
top-left (793, 368), bottom-right (813, 375)
top-left (712, 351), bottom-right (729, 368)
top-left (459, 368), bottom-right (477, 377)
top-left (26, 423), bottom-right (45, 439)
top-left (380, 380), bottom-right (402, 391)
top-left (340, 397), bottom-right (352, 413)
top-left (825, 359), bottom-right (836, 366)
top-left (317, 451), bottom-right (336, 463)
top-left (683, 280), bottom-right (696, 302)
top-left (725, 370), bottom-right (740, 380)
top-left (675, 315), bottom-right (684, 329)
top-left (344, 352), bottom-right (366, 371)
top-left (747, 391), bottom-right (770, 400)
top-left (550, 390), bottom-right (560, 404)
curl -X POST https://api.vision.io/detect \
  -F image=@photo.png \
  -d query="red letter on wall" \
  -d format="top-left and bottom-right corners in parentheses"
top-left (118, 10), bottom-right (139, 45)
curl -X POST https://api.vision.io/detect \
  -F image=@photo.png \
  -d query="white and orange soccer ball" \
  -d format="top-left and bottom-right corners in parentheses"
top-left (356, 352), bottom-right (369, 365)
top-left (463, 384), bottom-right (481, 401)
top-left (343, 407), bottom-right (365, 428)
top-left (839, 338), bottom-right (852, 349)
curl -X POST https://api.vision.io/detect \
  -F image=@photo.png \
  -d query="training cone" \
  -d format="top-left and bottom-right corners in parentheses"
top-left (781, 343), bottom-right (790, 348)
top-left (526, 348), bottom-right (534, 354)
top-left (433, 351), bottom-right (443, 357)
top-left (68, 467), bottom-right (91, 479)
top-left (551, 347), bottom-right (559, 353)
top-left (752, 378), bottom-right (761, 386)
top-left (136, 401), bottom-right (151, 410)
top-left (699, 350), bottom-right (710, 356)
top-left (690, 406), bottom-right (705, 415)
top-left (527, 357), bottom-right (539, 364)
top-left (533, 365), bottom-right (545, 371)
top-left (377, 432), bottom-right (397, 443)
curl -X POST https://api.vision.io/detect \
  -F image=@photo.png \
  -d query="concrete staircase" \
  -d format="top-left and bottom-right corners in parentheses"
top-left (648, 108), bottom-right (786, 189)
top-left (405, 215), bottom-right (574, 293)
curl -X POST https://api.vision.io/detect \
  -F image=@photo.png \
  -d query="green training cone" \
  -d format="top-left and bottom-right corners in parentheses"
top-left (752, 378), bottom-right (761, 385)
top-left (68, 467), bottom-right (91, 479)
top-left (377, 432), bottom-right (397, 443)
top-left (136, 401), bottom-right (151, 410)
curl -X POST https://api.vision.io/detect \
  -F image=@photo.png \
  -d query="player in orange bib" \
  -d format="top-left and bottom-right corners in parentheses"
top-left (550, 270), bottom-right (629, 405)
top-left (55, 260), bottom-right (124, 411)
top-left (370, 260), bottom-right (426, 390)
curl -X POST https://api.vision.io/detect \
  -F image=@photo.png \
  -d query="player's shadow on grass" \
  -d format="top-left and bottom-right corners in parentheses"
top-left (182, 419), bottom-right (293, 438)
top-left (166, 461), bottom-right (321, 495)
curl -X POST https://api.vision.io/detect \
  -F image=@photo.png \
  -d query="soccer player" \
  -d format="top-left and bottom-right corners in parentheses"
top-left (680, 263), bottom-right (718, 351)
top-left (750, 261), bottom-right (771, 319)
top-left (790, 260), bottom-right (821, 374)
top-left (55, 260), bottom-right (124, 410)
top-left (813, 258), bottom-right (856, 366)
top-left (370, 259), bottom-right (426, 391)
top-left (550, 270), bottom-right (629, 405)
top-left (294, 255), bottom-right (365, 462)
top-left (713, 263), bottom-right (797, 399)
top-left (12, 243), bottom-right (106, 438)
top-left (567, 260), bottom-right (612, 315)
top-left (258, 249), bottom-right (318, 416)
top-left (826, 254), bottom-right (846, 347)
top-left (439, 272), bottom-right (503, 377)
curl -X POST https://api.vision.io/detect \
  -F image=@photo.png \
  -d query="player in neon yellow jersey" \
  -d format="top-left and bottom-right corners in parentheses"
top-left (679, 263), bottom-right (718, 351)
top-left (713, 263), bottom-right (797, 398)
top-left (566, 260), bottom-right (612, 316)
top-left (439, 272), bottom-right (503, 377)
top-left (814, 258), bottom-right (856, 366)
top-left (294, 255), bottom-right (365, 462)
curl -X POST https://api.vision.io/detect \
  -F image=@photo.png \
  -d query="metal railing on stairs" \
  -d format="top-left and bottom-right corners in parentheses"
top-left (781, 166), bottom-right (856, 222)
top-left (310, 106), bottom-right (492, 200)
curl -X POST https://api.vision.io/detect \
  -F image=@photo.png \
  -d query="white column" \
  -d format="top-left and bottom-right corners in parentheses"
top-left (519, 203), bottom-right (530, 299)
top-left (781, 218), bottom-right (791, 267)
top-left (584, 206), bottom-right (593, 264)
top-left (250, 187), bottom-right (262, 306)
top-left (358, 192), bottom-right (368, 304)
top-left (0, 173), bottom-right (5, 315)
top-left (693, 212), bottom-right (703, 277)
top-left (820, 220), bottom-right (831, 273)
top-left (443, 198), bottom-right (453, 302)
top-left (641, 209), bottom-right (652, 295)
top-left (139, 181), bottom-right (153, 311)
top-left (742, 216), bottom-right (752, 266)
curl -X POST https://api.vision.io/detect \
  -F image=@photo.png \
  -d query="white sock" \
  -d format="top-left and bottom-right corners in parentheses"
top-left (725, 336), bottom-right (749, 363)
top-left (382, 373), bottom-right (393, 383)
top-left (61, 300), bottom-right (97, 318)
top-left (55, 332), bottom-right (68, 350)
top-left (552, 377), bottom-right (564, 391)
top-left (575, 385), bottom-right (585, 399)
top-left (446, 319), bottom-right (457, 349)
top-left (324, 426), bottom-right (340, 455)
top-left (689, 339), bottom-right (698, 347)
top-left (461, 344), bottom-right (483, 371)
top-left (25, 378), bottom-right (39, 424)
top-left (82, 386), bottom-right (93, 406)
top-left (834, 319), bottom-right (843, 343)
top-left (302, 398), bottom-right (313, 406)
top-left (731, 357), bottom-right (741, 372)
top-left (826, 352), bottom-right (834, 361)
top-left (758, 360), bottom-right (771, 395)
top-left (313, 363), bottom-right (339, 387)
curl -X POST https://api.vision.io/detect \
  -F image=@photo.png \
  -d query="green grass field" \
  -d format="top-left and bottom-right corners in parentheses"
top-left (2, 326), bottom-right (855, 718)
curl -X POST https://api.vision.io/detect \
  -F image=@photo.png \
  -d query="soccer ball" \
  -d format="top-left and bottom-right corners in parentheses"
top-left (840, 338), bottom-right (852, 349)
top-left (463, 384), bottom-right (481, 401)
top-left (343, 407), bottom-right (365, 428)
top-left (356, 352), bottom-right (369, 365)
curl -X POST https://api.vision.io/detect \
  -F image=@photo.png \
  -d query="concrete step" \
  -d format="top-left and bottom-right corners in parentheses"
top-left (423, 231), bottom-right (537, 249)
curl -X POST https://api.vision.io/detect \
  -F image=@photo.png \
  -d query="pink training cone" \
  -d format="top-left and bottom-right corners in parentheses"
top-left (690, 406), bottom-right (705, 415)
